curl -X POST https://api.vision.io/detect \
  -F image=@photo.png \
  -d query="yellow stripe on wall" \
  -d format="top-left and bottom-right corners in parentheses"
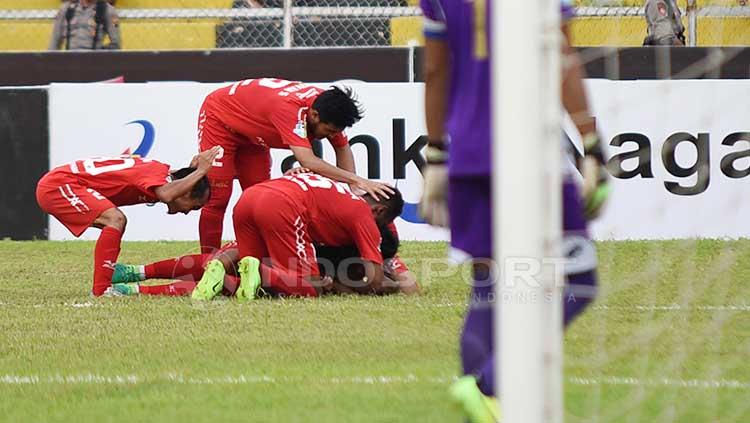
top-left (117, 0), bottom-right (233, 8)
top-left (569, 17), bottom-right (647, 47)
top-left (120, 19), bottom-right (219, 50)
top-left (0, 0), bottom-right (59, 10)
top-left (391, 16), bottom-right (422, 47)
top-left (697, 17), bottom-right (750, 46)
top-left (0, 21), bottom-right (53, 51)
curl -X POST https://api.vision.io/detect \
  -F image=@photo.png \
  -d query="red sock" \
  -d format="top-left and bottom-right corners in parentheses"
top-left (144, 254), bottom-right (208, 280)
top-left (222, 275), bottom-right (239, 296)
top-left (260, 264), bottom-right (318, 297)
top-left (199, 180), bottom-right (233, 254)
top-left (139, 281), bottom-right (196, 296)
top-left (92, 226), bottom-right (123, 296)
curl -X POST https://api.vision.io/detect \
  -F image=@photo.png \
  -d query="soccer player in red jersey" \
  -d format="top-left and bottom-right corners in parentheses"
top-left (196, 77), bottom-right (394, 253)
top-left (110, 224), bottom-right (420, 297)
top-left (35, 147), bottom-right (220, 296)
top-left (186, 172), bottom-right (403, 301)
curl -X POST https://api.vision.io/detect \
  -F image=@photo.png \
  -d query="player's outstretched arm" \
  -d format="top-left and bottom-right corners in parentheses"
top-left (289, 145), bottom-right (394, 201)
top-left (561, 23), bottom-right (595, 140)
top-left (154, 147), bottom-right (219, 203)
top-left (419, 35), bottom-right (450, 227)
top-left (561, 23), bottom-right (611, 220)
top-left (333, 144), bottom-right (356, 174)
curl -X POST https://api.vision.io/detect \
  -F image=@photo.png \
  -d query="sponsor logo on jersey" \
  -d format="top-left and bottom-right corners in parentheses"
top-left (293, 119), bottom-right (307, 139)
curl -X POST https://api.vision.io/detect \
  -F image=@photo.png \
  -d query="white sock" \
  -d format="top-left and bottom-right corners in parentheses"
top-left (137, 265), bottom-right (146, 280)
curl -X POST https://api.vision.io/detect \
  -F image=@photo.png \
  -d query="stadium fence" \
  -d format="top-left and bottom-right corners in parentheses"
top-left (0, 2), bottom-right (748, 50)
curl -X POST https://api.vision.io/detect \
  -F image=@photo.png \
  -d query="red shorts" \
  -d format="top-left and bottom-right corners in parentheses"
top-left (232, 186), bottom-right (319, 278)
top-left (36, 173), bottom-right (114, 237)
top-left (198, 99), bottom-right (272, 188)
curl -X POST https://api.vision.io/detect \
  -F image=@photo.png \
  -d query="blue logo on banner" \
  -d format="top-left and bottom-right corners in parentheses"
top-left (122, 120), bottom-right (155, 157)
top-left (400, 201), bottom-right (425, 224)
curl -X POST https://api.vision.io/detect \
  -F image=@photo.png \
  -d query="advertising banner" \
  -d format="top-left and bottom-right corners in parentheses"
top-left (48, 79), bottom-right (750, 241)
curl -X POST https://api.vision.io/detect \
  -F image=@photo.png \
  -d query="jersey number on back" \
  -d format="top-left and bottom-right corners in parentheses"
top-left (70, 157), bottom-right (137, 176)
top-left (285, 173), bottom-right (359, 200)
top-left (228, 78), bottom-right (319, 100)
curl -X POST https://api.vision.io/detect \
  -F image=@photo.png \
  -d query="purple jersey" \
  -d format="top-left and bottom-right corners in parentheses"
top-left (420, 0), bottom-right (575, 176)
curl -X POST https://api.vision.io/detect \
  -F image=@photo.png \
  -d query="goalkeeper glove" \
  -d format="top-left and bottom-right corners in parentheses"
top-left (419, 142), bottom-right (449, 227)
top-left (579, 133), bottom-right (612, 220)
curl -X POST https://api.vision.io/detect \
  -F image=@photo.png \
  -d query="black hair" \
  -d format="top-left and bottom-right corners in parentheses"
top-left (171, 167), bottom-right (211, 200)
top-left (311, 86), bottom-right (363, 129)
top-left (363, 187), bottom-right (404, 224)
top-left (315, 224), bottom-right (401, 280)
top-left (378, 224), bottom-right (400, 260)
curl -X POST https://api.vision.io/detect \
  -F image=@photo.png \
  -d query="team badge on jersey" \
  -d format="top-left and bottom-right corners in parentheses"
top-left (293, 119), bottom-right (307, 139)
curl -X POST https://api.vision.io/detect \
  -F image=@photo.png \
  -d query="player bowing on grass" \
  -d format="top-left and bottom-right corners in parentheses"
top-left (197, 77), bottom-right (394, 254)
top-left (191, 172), bottom-right (404, 302)
top-left (110, 223), bottom-right (419, 297)
top-left (419, 0), bottom-right (611, 421)
top-left (36, 147), bottom-right (220, 296)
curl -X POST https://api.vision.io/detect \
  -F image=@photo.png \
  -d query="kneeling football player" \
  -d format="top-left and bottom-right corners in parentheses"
top-left (187, 172), bottom-right (403, 301)
top-left (35, 147), bottom-right (220, 296)
top-left (111, 219), bottom-right (420, 296)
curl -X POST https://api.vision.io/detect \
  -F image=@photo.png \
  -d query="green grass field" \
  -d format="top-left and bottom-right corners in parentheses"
top-left (0, 239), bottom-right (748, 422)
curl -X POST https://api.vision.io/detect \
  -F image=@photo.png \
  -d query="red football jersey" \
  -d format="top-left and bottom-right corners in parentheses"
top-left (49, 156), bottom-right (171, 206)
top-left (262, 173), bottom-right (383, 265)
top-left (205, 77), bottom-right (349, 150)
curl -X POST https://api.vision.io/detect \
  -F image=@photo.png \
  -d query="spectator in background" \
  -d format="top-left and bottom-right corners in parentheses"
top-left (232, 0), bottom-right (265, 7)
top-left (644, 0), bottom-right (686, 46)
top-left (49, 0), bottom-right (121, 50)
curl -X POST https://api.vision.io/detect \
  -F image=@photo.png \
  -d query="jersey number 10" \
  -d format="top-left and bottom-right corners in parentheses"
top-left (69, 157), bottom-right (137, 176)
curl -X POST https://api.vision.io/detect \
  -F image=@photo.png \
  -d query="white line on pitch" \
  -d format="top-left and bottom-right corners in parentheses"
top-left (0, 374), bottom-right (454, 385)
top-left (1, 302), bottom-right (749, 312)
top-left (592, 304), bottom-right (750, 312)
top-left (0, 374), bottom-right (747, 389)
top-left (568, 376), bottom-right (750, 389)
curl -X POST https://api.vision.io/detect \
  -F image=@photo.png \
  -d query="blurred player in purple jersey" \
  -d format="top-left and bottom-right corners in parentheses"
top-left (419, 0), bottom-right (611, 421)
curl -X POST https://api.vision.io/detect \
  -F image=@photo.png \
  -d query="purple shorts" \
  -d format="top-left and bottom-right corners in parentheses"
top-left (448, 176), bottom-right (588, 260)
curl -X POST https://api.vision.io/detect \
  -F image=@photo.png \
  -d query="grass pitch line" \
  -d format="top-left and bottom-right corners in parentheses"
top-left (1, 301), bottom-right (749, 312)
top-left (1, 374), bottom-right (748, 390)
top-left (592, 304), bottom-right (750, 312)
top-left (568, 376), bottom-right (750, 390)
top-left (0, 374), bottom-right (455, 385)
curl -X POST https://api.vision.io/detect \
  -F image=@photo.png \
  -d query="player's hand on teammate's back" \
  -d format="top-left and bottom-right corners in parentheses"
top-left (192, 146), bottom-right (222, 173)
top-left (352, 177), bottom-right (394, 201)
top-left (419, 163), bottom-right (449, 227)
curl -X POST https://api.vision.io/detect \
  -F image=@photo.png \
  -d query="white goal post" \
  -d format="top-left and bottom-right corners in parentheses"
top-left (493, 0), bottom-right (563, 422)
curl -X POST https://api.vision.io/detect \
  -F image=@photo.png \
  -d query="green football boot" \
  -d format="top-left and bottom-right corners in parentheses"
top-left (449, 375), bottom-right (501, 423)
top-left (236, 257), bottom-right (261, 302)
top-left (112, 264), bottom-right (144, 284)
top-left (111, 283), bottom-right (140, 296)
top-left (190, 259), bottom-right (226, 301)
